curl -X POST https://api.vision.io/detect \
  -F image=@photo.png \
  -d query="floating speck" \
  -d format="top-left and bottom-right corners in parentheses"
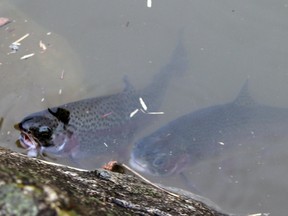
top-left (218, 141), bottom-right (225, 145)
top-left (39, 40), bottom-right (47, 51)
top-left (60, 70), bottom-right (65, 79)
top-left (130, 109), bottom-right (139, 118)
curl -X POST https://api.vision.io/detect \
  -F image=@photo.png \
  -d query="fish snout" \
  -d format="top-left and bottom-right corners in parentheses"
top-left (16, 117), bottom-right (34, 132)
top-left (17, 122), bottom-right (25, 131)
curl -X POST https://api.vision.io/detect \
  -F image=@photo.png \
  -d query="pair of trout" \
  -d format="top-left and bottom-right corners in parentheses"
top-left (16, 40), bottom-right (288, 181)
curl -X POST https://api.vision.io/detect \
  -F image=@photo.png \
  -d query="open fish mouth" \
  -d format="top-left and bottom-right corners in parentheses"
top-left (18, 131), bottom-right (40, 157)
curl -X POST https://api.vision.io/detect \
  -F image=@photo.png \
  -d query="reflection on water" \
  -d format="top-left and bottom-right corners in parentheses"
top-left (1, 0), bottom-right (288, 215)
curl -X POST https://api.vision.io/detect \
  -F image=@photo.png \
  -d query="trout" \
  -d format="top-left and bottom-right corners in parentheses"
top-left (130, 82), bottom-right (288, 176)
top-left (16, 40), bottom-right (188, 169)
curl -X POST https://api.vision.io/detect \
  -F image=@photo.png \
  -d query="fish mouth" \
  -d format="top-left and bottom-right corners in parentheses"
top-left (19, 131), bottom-right (37, 149)
top-left (18, 130), bottom-right (40, 157)
top-left (15, 122), bottom-right (39, 150)
top-left (129, 155), bottom-right (150, 174)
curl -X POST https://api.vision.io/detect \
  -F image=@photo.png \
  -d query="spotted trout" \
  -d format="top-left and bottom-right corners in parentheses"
top-left (16, 40), bottom-right (188, 168)
top-left (130, 82), bottom-right (288, 176)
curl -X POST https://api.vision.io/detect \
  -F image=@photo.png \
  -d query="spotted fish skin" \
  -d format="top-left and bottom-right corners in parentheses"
top-left (130, 82), bottom-right (288, 176)
top-left (17, 39), bottom-right (189, 168)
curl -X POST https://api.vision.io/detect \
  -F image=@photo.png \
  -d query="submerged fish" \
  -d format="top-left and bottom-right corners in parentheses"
top-left (130, 82), bottom-right (288, 176)
top-left (16, 40), bottom-right (188, 168)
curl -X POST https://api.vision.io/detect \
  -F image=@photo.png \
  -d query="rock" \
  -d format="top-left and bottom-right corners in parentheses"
top-left (0, 147), bottom-right (228, 216)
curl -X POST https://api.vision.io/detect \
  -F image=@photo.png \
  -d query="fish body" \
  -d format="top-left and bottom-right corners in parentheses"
top-left (17, 39), bottom-right (188, 168)
top-left (130, 82), bottom-right (288, 176)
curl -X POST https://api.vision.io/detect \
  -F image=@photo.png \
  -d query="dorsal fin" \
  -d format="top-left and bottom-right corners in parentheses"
top-left (233, 80), bottom-right (256, 106)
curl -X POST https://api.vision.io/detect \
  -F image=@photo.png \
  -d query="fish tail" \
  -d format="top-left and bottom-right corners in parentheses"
top-left (155, 32), bottom-right (189, 80)
top-left (138, 34), bottom-right (189, 111)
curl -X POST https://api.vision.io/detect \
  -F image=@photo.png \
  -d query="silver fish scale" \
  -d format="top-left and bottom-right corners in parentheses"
top-left (64, 91), bottom-right (140, 131)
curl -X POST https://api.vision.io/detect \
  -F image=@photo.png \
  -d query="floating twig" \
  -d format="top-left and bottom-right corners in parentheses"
top-left (139, 97), bottom-right (147, 111)
top-left (13, 33), bottom-right (30, 45)
top-left (20, 53), bottom-right (35, 60)
top-left (129, 109), bottom-right (139, 118)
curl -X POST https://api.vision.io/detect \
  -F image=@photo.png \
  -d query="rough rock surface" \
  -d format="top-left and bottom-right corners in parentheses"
top-left (0, 147), bottom-right (228, 216)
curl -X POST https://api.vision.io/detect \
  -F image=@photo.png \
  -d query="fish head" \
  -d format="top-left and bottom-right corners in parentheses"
top-left (16, 107), bottom-right (79, 158)
top-left (130, 132), bottom-right (189, 176)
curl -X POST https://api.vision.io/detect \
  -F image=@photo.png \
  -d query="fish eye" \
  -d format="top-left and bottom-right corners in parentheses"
top-left (37, 126), bottom-right (52, 138)
top-left (39, 126), bottom-right (51, 133)
top-left (152, 154), bottom-right (167, 167)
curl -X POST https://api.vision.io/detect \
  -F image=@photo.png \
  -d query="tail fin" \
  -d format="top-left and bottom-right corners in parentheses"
top-left (139, 33), bottom-right (189, 111)
top-left (156, 32), bottom-right (189, 79)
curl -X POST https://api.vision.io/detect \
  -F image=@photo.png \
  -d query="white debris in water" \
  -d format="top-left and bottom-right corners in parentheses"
top-left (20, 53), bottom-right (35, 60)
top-left (131, 97), bottom-right (165, 118)
top-left (218, 141), bottom-right (225, 145)
top-left (147, 0), bottom-right (152, 7)
top-left (103, 142), bottom-right (108, 147)
top-left (139, 97), bottom-right (147, 111)
top-left (144, 111), bottom-right (164, 115)
top-left (47, 32), bottom-right (52, 35)
top-left (13, 33), bottom-right (30, 45)
top-left (41, 98), bottom-right (45, 102)
top-left (60, 70), bottom-right (65, 79)
top-left (218, 166), bottom-right (222, 170)
top-left (7, 131), bottom-right (10, 135)
top-left (39, 40), bottom-right (47, 51)
top-left (9, 43), bottom-right (19, 53)
top-left (58, 88), bottom-right (62, 95)
top-left (130, 109), bottom-right (139, 118)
